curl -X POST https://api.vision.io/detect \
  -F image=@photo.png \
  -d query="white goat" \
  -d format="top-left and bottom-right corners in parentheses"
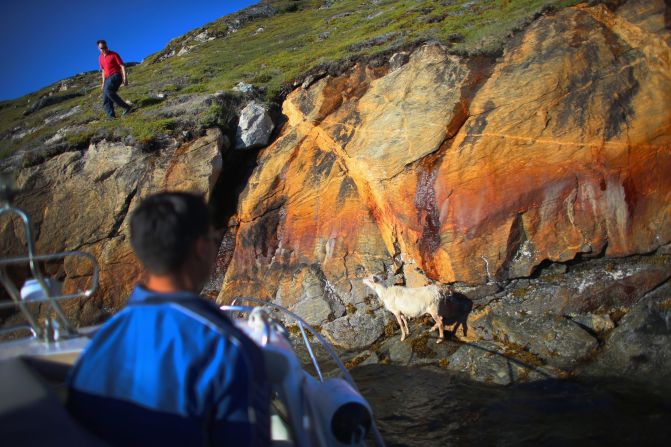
top-left (363, 276), bottom-right (445, 343)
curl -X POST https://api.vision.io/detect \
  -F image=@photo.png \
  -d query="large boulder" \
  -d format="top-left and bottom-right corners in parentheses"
top-left (234, 101), bottom-right (275, 150)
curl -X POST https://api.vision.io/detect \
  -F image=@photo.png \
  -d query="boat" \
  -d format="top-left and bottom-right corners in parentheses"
top-left (0, 174), bottom-right (385, 446)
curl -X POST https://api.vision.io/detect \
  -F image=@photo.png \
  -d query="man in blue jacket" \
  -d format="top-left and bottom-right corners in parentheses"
top-left (67, 192), bottom-right (270, 446)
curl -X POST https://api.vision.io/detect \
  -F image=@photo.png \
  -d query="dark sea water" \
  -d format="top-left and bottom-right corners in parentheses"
top-left (351, 365), bottom-right (671, 447)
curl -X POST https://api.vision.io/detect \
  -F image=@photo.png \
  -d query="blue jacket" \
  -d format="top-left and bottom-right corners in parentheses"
top-left (67, 286), bottom-right (270, 446)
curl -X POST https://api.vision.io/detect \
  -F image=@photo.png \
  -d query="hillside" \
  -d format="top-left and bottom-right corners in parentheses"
top-left (0, 0), bottom-right (579, 161)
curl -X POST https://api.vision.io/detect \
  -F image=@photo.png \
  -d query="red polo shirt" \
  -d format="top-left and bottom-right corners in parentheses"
top-left (99, 51), bottom-right (124, 78)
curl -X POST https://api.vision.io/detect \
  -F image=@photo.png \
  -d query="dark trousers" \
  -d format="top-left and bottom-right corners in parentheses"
top-left (103, 73), bottom-right (129, 117)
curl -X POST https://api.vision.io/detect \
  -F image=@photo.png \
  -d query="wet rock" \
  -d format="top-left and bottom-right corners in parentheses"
top-left (234, 101), bottom-right (275, 150)
top-left (445, 341), bottom-right (558, 385)
top-left (580, 281), bottom-right (671, 390)
top-left (473, 313), bottom-right (598, 369)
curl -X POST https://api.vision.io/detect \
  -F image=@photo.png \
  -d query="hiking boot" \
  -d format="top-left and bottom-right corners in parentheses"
top-left (121, 106), bottom-right (133, 116)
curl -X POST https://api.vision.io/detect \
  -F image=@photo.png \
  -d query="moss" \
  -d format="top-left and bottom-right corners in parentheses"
top-left (346, 303), bottom-right (356, 315)
top-left (609, 308), bottom-right (627, 324)
top-left (438, 358), bottom-right (449, 368)
top-left (502, 342), bottom-right (544, 367)
top-left (384, 321), bottom-right (397, 337)
top-left (344, 353), bottom-right (369, 369)
top-left (642, 255), bottom-right (671, 266)
top-left (286, 324), bottom-right (303, 337)
top-left (511, 287), bottom-right (528, 298)
top-left (65, 131), bottom-right (94, 149)
top-left (285, 323), bottom-right (321, 340)
top-left (658, 299), bottom-right (671, 312)
top-left (411, 333), bottom-right (437, 359)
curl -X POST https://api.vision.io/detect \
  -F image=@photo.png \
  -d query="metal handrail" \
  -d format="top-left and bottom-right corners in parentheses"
top-left (1, 199), bottom-right (100, 340)
top-left (0, 251), bottom-right (100, 310)
top-left (224, 297), bottom-right (385, 447)
top-left (225, 298), bottom-right (352, 385)
top-left (0, 323), bottom-right (38, 338)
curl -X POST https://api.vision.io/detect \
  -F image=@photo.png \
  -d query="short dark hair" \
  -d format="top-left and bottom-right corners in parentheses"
top-left (130, 192), bottom-right (211, 274)
top-left (97, 40), bottom-right (107, 47)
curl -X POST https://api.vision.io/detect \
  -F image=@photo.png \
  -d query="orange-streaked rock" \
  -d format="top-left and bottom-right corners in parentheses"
top-left (220, 0), bottom-right (671, 311)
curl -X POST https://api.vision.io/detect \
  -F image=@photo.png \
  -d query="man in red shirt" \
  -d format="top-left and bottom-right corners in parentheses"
top-left (97, 39), bottom-right (132, 118)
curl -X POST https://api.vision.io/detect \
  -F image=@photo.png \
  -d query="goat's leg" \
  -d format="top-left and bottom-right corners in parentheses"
top-left (393, 312), bottom-right (407, 341)
top-left (400, 313), bottom-right (411, 337)
top-left (430, 312), bottom-right (445, 343)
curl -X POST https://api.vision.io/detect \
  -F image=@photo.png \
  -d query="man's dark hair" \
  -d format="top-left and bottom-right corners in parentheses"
top-left (97, 40), bottom-right (107, 47)
top-left (130, 192), bottom-right (211, 274)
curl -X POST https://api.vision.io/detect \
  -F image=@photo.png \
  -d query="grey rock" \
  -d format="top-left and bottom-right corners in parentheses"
top-left (24, 91), bottom-right (83, 116)
top-left (329, 12), bottom-right (353, 22)
top-left (192, 31), bottom-right (212, 43)
top-left (358, 351), bottom-right (379, 366)
top-left (568, 313), bottom-right (614, 334)
top-left (44, 125), bottom-right (86, 145)
top-left (658, 243), bottom-right (671, 255)
top-left (154, 93), bottom-right (224, 119)
top-left (322, 312), bottom-right (384, 349)
top-left (445, 341), bottom-right (557, 385)
top-left (44, 105), bottom-right (82, 125)
top-left (389, 52), bottom-right (410, 71)
top-left (177, 46), bottom-right (193, 57)
top-left (235, 101), bottom-right (275, 150)
top-left (292, 296), bottom-right (332, 326)
top-left (475, 313), bottom-right (598, 369)
top-left (347, 32), bottom-right (403, 52)
top-left (233, 82), bottom-right (255, 94)
top-left (581, 283), bottom-right (671, 390)
top-left (455, 282), bottom-right (501, 307)
top-left (382, 336), bottom-right (413, 364)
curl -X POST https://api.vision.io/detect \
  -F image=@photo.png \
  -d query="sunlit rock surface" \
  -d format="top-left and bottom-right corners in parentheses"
top-left (220, 0), bottom-right (671, 339)
top-left (1, 129), bottom-right (224, 325)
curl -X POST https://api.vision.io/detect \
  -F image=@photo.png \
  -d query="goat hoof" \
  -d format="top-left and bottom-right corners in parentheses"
top-left (401, 335), bottom-right (407, 341)
top-left (436, 338), bottom-right (444, 344)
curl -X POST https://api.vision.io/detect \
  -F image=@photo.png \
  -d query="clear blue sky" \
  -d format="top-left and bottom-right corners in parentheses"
top-left (0, 0), bottom-right (258, 101)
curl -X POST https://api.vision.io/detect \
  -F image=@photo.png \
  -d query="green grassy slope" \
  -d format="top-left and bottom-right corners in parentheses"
top-left (0, 0), bottom-right (580, 160)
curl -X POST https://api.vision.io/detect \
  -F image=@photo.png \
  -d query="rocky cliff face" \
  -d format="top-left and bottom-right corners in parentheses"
top-left (1, 130), bottom-right (224, 325)
top-left (218, 0), bottom-right (671, 379)
top-left (0, 0), bottom-right (669, 385)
